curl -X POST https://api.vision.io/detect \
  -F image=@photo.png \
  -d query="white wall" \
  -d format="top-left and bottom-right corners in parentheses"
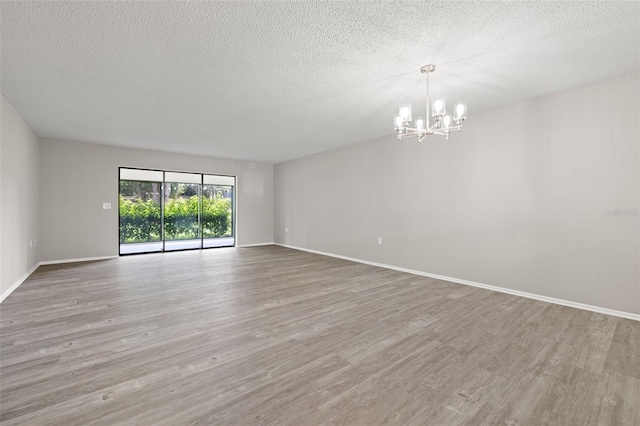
top-left (0, 95), bottom-right (40, 297)
top-left (275, 73), bottom-right (640, 315)
top-left (39, 139), bottom-right (273, 261)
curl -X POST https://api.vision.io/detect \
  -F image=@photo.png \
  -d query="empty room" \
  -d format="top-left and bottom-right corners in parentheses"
top-left (1, 1), bottom-right (638, 425)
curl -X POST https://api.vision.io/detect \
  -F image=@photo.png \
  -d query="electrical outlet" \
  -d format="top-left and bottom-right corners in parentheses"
top-left (378, 237), bottom-right (383, 245)
top-left (285, 227), bottom-right (288, 232)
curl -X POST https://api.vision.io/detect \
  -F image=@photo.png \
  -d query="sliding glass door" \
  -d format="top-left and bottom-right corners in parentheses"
top-left (164, 172), bottom-right (202, 251)
top-left (119, 169), bottom-right (164, 254)
top-left (202, 174), bottom-right (235, 248)
top-left (119, 168), bottom-right (235, 255)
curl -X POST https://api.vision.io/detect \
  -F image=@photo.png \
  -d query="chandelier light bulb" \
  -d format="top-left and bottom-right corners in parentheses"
top-left (415, 117), bottom-right (425, 130)
top-left (454, 101), bottom-right (467, 121)
top-left (443, 114), bottom-right (452, 128)
top-left (432, 97), bottom-right (445, 117)
top-left (399, 103), bottom-right (412, 122)
top-left (394, 113), bottom-right (404, 130)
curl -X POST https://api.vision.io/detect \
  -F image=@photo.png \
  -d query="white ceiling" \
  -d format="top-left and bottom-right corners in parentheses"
top-left (1, 1), bottom-right (639, 163)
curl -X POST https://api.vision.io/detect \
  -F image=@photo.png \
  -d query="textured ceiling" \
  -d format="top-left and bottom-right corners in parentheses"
top-left (1, 1), bottom-right (639, 163)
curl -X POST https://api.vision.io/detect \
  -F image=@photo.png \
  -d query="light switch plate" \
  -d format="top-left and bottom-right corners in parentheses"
top-left (103, 203), bottom-right (112, 209)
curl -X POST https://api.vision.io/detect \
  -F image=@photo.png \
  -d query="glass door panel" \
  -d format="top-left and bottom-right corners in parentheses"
top-left (202, 186), bottom-right (234, 248)
top-left (119, 169), bottom-right (163, 254)
top-left (163, 172), bottom-right (202, 251)
top-left (202, 174), bottom-right (235, 248)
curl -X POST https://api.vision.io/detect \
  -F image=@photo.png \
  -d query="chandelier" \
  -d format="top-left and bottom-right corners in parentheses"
top-left (394, 64), bottom-right (467, 141)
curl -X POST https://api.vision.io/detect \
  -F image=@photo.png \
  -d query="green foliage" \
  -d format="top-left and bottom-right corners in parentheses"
top-left (119, 195), bottom-right (161, 243)
top-left (119, 181), bottom-right (159, 200)
top-left (163, 195), bottom-right (199, 240)
top-left (201, 196), bottom-right (232, 238)
top-left (119, 195), bottom-right (232, 243)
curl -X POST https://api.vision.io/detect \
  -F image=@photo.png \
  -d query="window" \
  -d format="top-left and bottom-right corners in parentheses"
top-left (119, 168), bottom-right (235, 255)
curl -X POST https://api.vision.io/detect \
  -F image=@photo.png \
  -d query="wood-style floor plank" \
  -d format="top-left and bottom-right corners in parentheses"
top-left (0, 246), bottom-right (638, 425)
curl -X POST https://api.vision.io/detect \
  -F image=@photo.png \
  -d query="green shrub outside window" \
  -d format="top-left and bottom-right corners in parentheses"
top-left (119, 195), bottom-right (232, 243)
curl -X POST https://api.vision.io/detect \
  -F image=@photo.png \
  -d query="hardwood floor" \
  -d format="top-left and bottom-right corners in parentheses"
top-left (1, 245), bottom-right (638, 425)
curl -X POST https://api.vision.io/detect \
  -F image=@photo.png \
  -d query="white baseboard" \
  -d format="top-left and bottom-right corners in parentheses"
top-left (237, 242), bottom-right (275, 248)
top-left (0, 262), bottom-right (40, 303)
top-left (275, 243), bottom-right (640, 322)
top-left (5, 246), bottom-right (638, 321)
top-left (39, 256), bottom-right (118, 265)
